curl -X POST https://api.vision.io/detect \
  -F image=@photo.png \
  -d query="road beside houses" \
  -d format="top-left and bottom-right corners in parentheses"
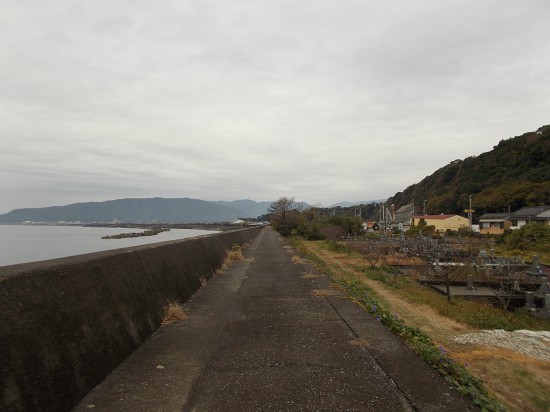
top-left (75, 227), bottom-right (476, 411)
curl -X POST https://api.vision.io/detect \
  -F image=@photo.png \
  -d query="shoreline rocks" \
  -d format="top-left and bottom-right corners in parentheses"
top-left (101, 228), bottom-right (170, 240)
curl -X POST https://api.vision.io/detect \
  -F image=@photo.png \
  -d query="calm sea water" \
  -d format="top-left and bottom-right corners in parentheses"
top-left (0, 225), bottom-right (217, 267)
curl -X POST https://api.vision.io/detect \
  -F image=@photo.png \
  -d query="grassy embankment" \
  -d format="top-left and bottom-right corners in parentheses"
top-left (291, 238), bottom-right (550, 412)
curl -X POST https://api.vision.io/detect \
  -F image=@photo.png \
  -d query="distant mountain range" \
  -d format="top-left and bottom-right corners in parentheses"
top-left (0, 197), bottom-right (394, 225)
top-left (0, 198), bottom-right (275, 224)
top-left (328, 200), bottom-right (386, 208)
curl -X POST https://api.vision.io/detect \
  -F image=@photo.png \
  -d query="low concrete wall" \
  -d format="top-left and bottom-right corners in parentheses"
top-left (0, 226), bottom-right (262, 412)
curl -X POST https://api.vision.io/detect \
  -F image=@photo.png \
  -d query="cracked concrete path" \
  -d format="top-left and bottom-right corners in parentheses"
top-left (74, 227), bottom-right (476, 411)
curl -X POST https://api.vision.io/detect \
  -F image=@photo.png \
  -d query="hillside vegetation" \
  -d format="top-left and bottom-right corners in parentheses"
top-left (388, 125), bottom-right (550, 219)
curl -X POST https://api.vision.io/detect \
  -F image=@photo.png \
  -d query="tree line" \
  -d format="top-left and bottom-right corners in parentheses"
top-left (267, 197), bottom-right (364, 239)
top-left (268, 196), bottom-right (550, 263)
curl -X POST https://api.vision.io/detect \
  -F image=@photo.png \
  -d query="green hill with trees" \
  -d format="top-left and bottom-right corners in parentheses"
top-left (388, 125), bottom-right (550, 219)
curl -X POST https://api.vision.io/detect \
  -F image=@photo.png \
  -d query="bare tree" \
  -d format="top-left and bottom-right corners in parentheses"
top-left (268, 196), bottom-right (300, 235)
top-left (386, 243), bottom-right (410, 274)
top-left (416, 237), bottom-right (474, 302)
top-left (476, 253), bottom-right (526, 310)
top-left (347, 239), bottom-right (386, 270)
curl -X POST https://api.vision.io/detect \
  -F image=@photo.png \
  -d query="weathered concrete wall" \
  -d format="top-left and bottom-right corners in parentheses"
top-left (0, 227), bottom-right (262, 412)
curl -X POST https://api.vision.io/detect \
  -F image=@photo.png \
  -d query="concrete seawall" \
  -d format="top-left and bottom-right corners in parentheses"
top-left (0, 226), bottom-right (262, 412)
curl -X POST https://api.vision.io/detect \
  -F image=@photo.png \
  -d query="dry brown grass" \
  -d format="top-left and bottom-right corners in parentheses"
top-left (218, 244), bottom-right (248, 272)
top-left (161, 300), bottom-right (187, 325)
top-left (283, 245), bottom-right (294, 254)
top-left (349, 338), bottom-right (370, 347)
top-left (312, 289), bottom-right (340, 297)
top-left (301, 271), bottom-right (319, 280)
top-left (283, 242), bottom-right (308, 265)
top-left (453, 348), bottom-right (550, 412)
top-left (227, 244), bottom-right (245, 261)
top-left (292, 255), bottom-right (306, 264)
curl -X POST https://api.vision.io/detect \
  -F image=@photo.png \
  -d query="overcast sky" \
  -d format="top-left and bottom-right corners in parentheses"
top-left (1, 1), bottom-right (549, 213)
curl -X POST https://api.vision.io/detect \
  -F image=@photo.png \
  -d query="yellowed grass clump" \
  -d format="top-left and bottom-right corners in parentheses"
top-left (301, 271), bottom-right (319, 280)
top-left (312, 289), bottom-right (339, 297)
top-left (161, 300), bottom-right (187, 325)
top-left (226, 244), bottom-right (245, 261)
top-left (349, 338), bottom-right (370, 347)
top-left (292, 255), bottom-right (306, 264)
top-left (218, 244), bottom-right (248, 273)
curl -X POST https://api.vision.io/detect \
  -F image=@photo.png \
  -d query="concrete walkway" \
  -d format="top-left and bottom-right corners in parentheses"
top-left (75, 227), bottom-right (476, 411)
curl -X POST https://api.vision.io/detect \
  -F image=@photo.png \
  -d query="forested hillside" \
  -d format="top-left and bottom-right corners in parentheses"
top-left (388, 125), bottom-right (550, 219)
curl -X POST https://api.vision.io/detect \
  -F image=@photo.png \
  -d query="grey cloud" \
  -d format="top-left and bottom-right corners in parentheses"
top-left (1, 0), bottom-right (549, 213)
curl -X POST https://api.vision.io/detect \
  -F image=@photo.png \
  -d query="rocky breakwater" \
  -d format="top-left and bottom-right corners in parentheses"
top-left (101, 228), bottom-right (169, 239)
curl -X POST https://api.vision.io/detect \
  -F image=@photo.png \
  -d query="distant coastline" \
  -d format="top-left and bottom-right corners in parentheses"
top-left (86, 222), bottom-right (262, 232)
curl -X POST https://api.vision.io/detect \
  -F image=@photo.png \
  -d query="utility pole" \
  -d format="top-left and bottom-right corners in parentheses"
top-left (423, 199), bottom-right (427, 216)
top-left (468, 195), bottom-right (473, 229)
